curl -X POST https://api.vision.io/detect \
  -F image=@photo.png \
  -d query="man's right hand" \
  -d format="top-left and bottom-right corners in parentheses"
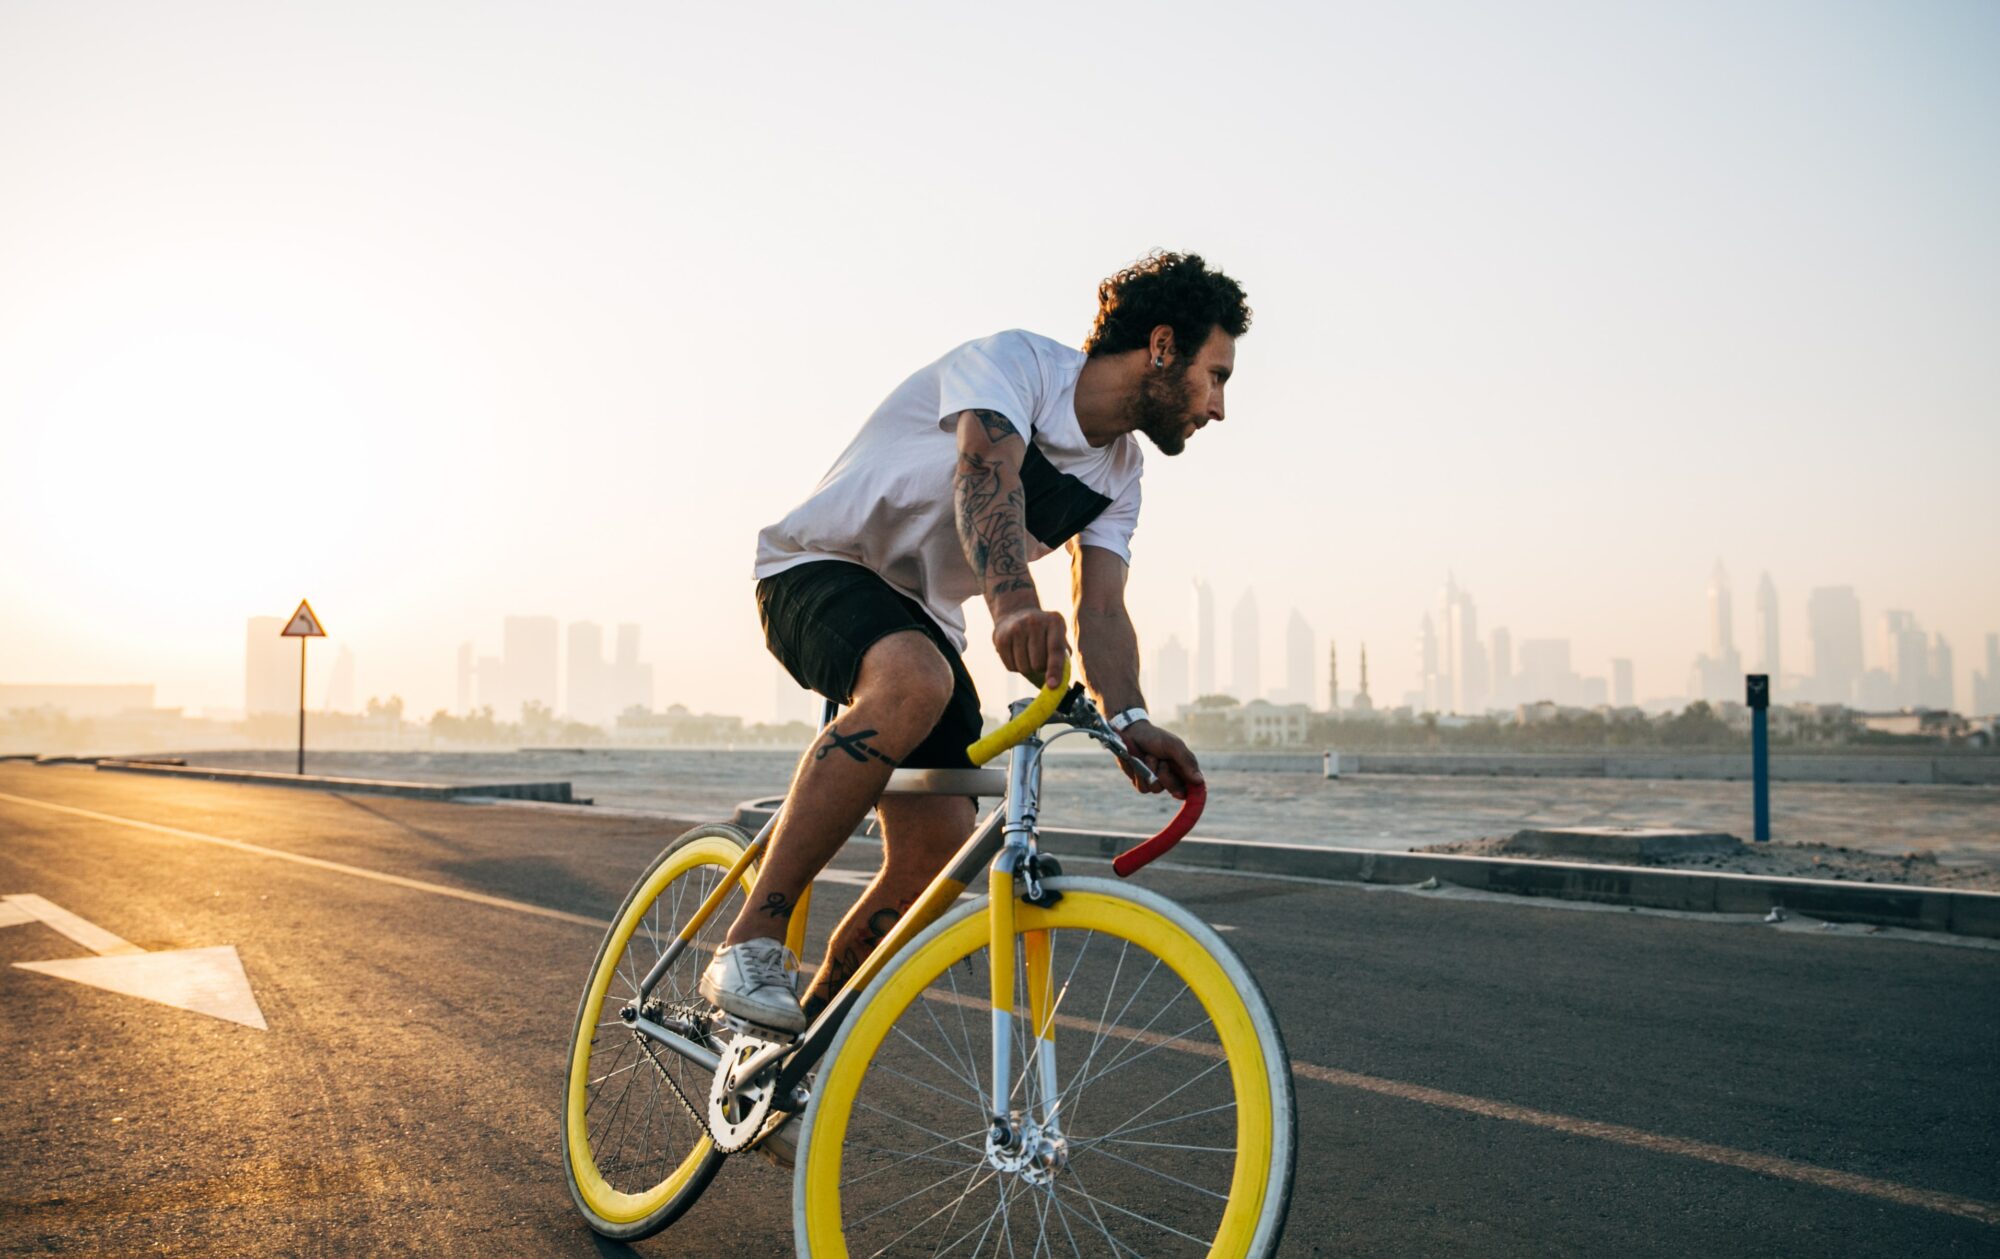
top-left (993, 607), bottom-right (1070, 688)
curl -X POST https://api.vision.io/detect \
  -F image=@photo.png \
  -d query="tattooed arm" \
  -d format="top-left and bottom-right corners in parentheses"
top-left (1069, 540), bottom-right (1202, 798)
top-left (952, 409), bottom-right (1069, 685)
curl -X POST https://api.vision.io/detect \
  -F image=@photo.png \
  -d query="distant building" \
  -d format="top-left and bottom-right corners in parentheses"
top-left (1689, 561), bottom-right (1743, 703)
top-left (1489, 627), bottom-right (1513, 710)
top-left (1231, 588), bottom-right (1260, 701)
top-left (1417, 614), bottom-right (1440, 712)
top-left (245, 616), bottom-right (293, 715)
top-left (1192, 580), bottom-right (1215, 698)
top-left (1326, 641), bottom-right (1339, 712)
top-left (609, 623), bottom-right (654, 716)
top-left (566, 621), bottom-right (609, 725)
top-left (1807, 586), bottom-right (1864, 705)
top-left (1611, 658), bottom-right (1634, 708)
top-left (1351, 644), bottom-right (1375, 714)
top-left (1153, 635), bottom-right (1190, 719)
top-left (1438, 574), bottom-right (1487, 714)
top-left (1756, 572), bottom-right (1780, 684)
top-left (1974, 634), bottom-right (2000, 716)
top-left (1516, 638), bottom-right (1582, 707)
top-left (504, 616), bottom-right (559, 717)
top-left (1284, 609), bottom-right (1313, 707)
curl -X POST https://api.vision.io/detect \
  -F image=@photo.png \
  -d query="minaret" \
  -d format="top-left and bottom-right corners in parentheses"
top-left (1327, 642), bottom-right (1339, 712)
top-left (1354, 644), bottom-right (1375, 713)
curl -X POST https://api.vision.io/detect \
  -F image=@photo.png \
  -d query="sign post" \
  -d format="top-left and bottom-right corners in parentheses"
top-left (279, 600), bottom-right (327, 775)
top-left (1746, 673), bottom-right (1770, 842)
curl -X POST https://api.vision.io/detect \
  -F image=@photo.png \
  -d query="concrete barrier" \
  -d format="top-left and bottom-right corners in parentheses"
top-left (96, 760), bottom-right (576, 803)
top-left (727, 797), bottom-right (2000, 939)
top-left (1269, 751), bottom-right (2000, 784)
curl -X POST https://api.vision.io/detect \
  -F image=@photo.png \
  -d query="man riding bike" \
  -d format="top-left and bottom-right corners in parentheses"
top-left (701, 250), bottom-right (1250, 1040)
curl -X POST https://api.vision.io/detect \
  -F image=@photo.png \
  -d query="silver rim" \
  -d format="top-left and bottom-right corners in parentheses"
top-left (796, 878), bottom-right (1292, 1258)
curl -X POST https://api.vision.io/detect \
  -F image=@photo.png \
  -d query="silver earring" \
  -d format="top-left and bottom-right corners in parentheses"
top-left (1153, 355), bottom-right (1165, 368)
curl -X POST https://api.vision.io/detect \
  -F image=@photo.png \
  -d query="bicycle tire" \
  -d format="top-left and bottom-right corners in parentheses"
top-left (563, 822), bottom-right (753, 1240)
top-left (793, 875), bottom-right (1297, 1258)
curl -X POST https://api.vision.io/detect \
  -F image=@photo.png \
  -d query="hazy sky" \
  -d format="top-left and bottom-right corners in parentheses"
top-left (3, 0), bottom-right (1996, 721)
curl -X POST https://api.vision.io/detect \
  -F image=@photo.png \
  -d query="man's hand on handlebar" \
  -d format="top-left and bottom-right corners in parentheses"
top-left (1119, 722), bottom-right (1203, 800)
top-left (993, 607), bottom-right (1070, 688)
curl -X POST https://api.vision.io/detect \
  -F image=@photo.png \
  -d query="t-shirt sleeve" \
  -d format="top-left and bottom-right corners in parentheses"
top-left (1077, 473), bottom-right (1141, 564)
top-left (935, 333), bottom-right (1041, 438)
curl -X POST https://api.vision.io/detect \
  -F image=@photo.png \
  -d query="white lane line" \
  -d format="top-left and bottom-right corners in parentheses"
top-left (0, 900), bottom-right (36, 928)
top-left (7, 787), bottom-right (1996, 1229)
top-left (3, 893), bottom-right (144, 955)
top-left (928, 979), bottom-right (2000, 1228)
top-left (0, 790), bottom-right (608, 931)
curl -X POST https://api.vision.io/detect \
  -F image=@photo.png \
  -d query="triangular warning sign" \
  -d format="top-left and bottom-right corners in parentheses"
top-left (15, 945), bottom-right (269, 1029)
top-left (280, 599), bottom-right (325, 637)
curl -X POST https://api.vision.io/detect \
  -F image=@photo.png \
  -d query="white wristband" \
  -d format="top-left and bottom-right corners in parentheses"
top-left (1108, 707), bottom-right (1149, 732)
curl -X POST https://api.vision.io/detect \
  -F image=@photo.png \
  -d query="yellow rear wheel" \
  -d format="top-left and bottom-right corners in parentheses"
top-left (795, 877), bottom-right (1296, 1257)
top-left (563, 824), bottom-right (751, 1240)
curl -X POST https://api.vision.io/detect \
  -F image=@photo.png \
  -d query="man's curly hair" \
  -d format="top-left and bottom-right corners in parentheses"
top-left (1083, 251), bottom-right (1251, 360)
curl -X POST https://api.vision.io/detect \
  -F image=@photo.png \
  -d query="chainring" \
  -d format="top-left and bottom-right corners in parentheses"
top-left (706, 1036), bottom-right (780, 1154)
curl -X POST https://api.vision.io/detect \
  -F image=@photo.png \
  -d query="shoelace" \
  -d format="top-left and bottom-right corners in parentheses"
top-left (736, 945), bottom-right (796, 993)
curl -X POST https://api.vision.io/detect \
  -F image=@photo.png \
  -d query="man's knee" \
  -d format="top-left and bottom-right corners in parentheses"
top-left (853, 632), bottom-right (955, 736)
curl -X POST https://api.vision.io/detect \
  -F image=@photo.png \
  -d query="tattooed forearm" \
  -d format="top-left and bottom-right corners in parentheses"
top-left (813, 724), bottom-right (899, 767)
top-left (954, 451), bottom-right (1034, 599)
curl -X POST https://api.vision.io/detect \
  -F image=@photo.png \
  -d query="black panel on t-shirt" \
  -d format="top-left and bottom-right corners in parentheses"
top-left (1021, 441), bottom-right (1113, 549)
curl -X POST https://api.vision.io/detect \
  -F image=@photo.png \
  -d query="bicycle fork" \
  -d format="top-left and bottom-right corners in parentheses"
top-left (985, 741), bottom-right (1068, 1181)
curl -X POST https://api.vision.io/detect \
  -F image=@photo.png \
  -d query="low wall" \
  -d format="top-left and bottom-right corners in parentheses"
top-left (1275, 752), bottom-right (1998, 785)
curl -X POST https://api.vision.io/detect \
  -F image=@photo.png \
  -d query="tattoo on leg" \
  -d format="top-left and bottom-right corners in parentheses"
top-left (814, 725), bottom-right (898, 766)
top-left (758, 892), bottom-right (796, 921)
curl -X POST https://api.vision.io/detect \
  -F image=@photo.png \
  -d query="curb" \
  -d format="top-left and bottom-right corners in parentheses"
top-left (728, 798), bottom-right (2000, 940)
top-left (94, 760), bottom-right (578, 804)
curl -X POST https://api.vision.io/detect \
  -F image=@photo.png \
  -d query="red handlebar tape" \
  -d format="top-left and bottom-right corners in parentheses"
top-left (1111, 781), bottom-right (1206, 877)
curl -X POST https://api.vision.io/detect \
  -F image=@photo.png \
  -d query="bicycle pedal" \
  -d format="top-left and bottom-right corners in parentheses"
top-left (720, 1013), bottom-right (801, 1044)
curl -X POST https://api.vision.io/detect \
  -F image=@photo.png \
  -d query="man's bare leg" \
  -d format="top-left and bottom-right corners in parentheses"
top-left (722, 631), bottom-right (954, 949)
top-left (804, 793), bottom-right (976, 1012)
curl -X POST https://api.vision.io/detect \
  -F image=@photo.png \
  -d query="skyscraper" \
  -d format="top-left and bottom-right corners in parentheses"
top-left (1691, 562), bottom-right (1744, 702)
top-left (503, 615), bottom-right (559, 720)
top-left (566, 621), bottom-right (607, 724)
top-left (1807, 586), bottom-right (1863, 704)
top-left (244, 617), bottom-right (292, 716)
top-left (1192, 580), bottom-right (1215, 698)
top-left (1434, 574), bottom-right (1487, 713)
top-left (1974, 634), bottom-right (2000, 716)
top-left (1231, 589), bottom-right (1261, 701)
top-left (1153, 635), bottom-right (1190, 719)
top-left (1612, 658), bottom-right (1634, 708)
top-left (1756, 572), bottom-right (1780, 682)
top-left (1285, 609), bottom-right (1313, 706)
top-left (1882, 611), bottom-right (1928, 708)
top-left (1928, 635), bottom-right (1955, 712)
top-left (1417, 613), bottom-right (1440, 712)
top-left (609, 623), bottom-right (654, 717)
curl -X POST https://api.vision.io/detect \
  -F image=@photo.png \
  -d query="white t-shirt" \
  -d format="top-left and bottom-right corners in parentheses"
top-left (754, 330), bottom-right (1145, 651)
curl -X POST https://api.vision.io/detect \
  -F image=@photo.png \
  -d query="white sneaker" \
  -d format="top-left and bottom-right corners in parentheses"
top-left (698, 938), bottom-right (807, 1034)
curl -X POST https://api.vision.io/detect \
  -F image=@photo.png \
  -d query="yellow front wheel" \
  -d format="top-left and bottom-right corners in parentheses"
top-left (563, 823), bottom-right (752, 1240)
top-left (795, 877), bottom-right (1297, 1257)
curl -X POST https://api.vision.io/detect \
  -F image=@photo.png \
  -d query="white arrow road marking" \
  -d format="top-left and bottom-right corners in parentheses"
top-left (3, 893), bottom-right (144, 955)
top-left (4, 894), bottom-right (268, 1030)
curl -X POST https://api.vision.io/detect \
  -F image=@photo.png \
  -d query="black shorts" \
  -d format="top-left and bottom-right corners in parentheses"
top-left (757, 560), bottom-right (983, 770)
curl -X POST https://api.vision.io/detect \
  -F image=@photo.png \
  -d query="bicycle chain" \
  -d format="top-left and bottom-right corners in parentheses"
top-left (632, 1027), bottom-right (782, 1156)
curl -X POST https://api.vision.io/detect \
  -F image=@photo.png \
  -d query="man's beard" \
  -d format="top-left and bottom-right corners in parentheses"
top-left (1131, 368), bottom-right (1197, 456)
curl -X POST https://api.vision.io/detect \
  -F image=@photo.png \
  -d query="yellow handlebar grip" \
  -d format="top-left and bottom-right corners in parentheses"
top-left (966, 659), bottom-right (1071, 767)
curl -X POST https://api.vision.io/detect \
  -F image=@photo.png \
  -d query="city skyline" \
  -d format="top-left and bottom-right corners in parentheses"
top-left (3, 5), bottom-right (1994, 725)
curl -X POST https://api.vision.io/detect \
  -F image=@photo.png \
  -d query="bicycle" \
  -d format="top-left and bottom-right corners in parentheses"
top-left (562, 664), bottom-right (1298, 1256)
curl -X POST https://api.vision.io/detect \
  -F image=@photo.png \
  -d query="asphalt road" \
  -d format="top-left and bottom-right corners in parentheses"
top-left (1, 762), bottom-right (1996, 1257)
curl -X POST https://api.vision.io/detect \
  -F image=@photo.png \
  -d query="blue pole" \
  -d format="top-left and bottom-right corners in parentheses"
top-left (1752, 706), bottom-right (1770, 842)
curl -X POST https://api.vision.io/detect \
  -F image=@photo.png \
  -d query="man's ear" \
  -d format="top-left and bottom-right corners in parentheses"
top-left (1149, 325), bottom-right (1176, 365)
